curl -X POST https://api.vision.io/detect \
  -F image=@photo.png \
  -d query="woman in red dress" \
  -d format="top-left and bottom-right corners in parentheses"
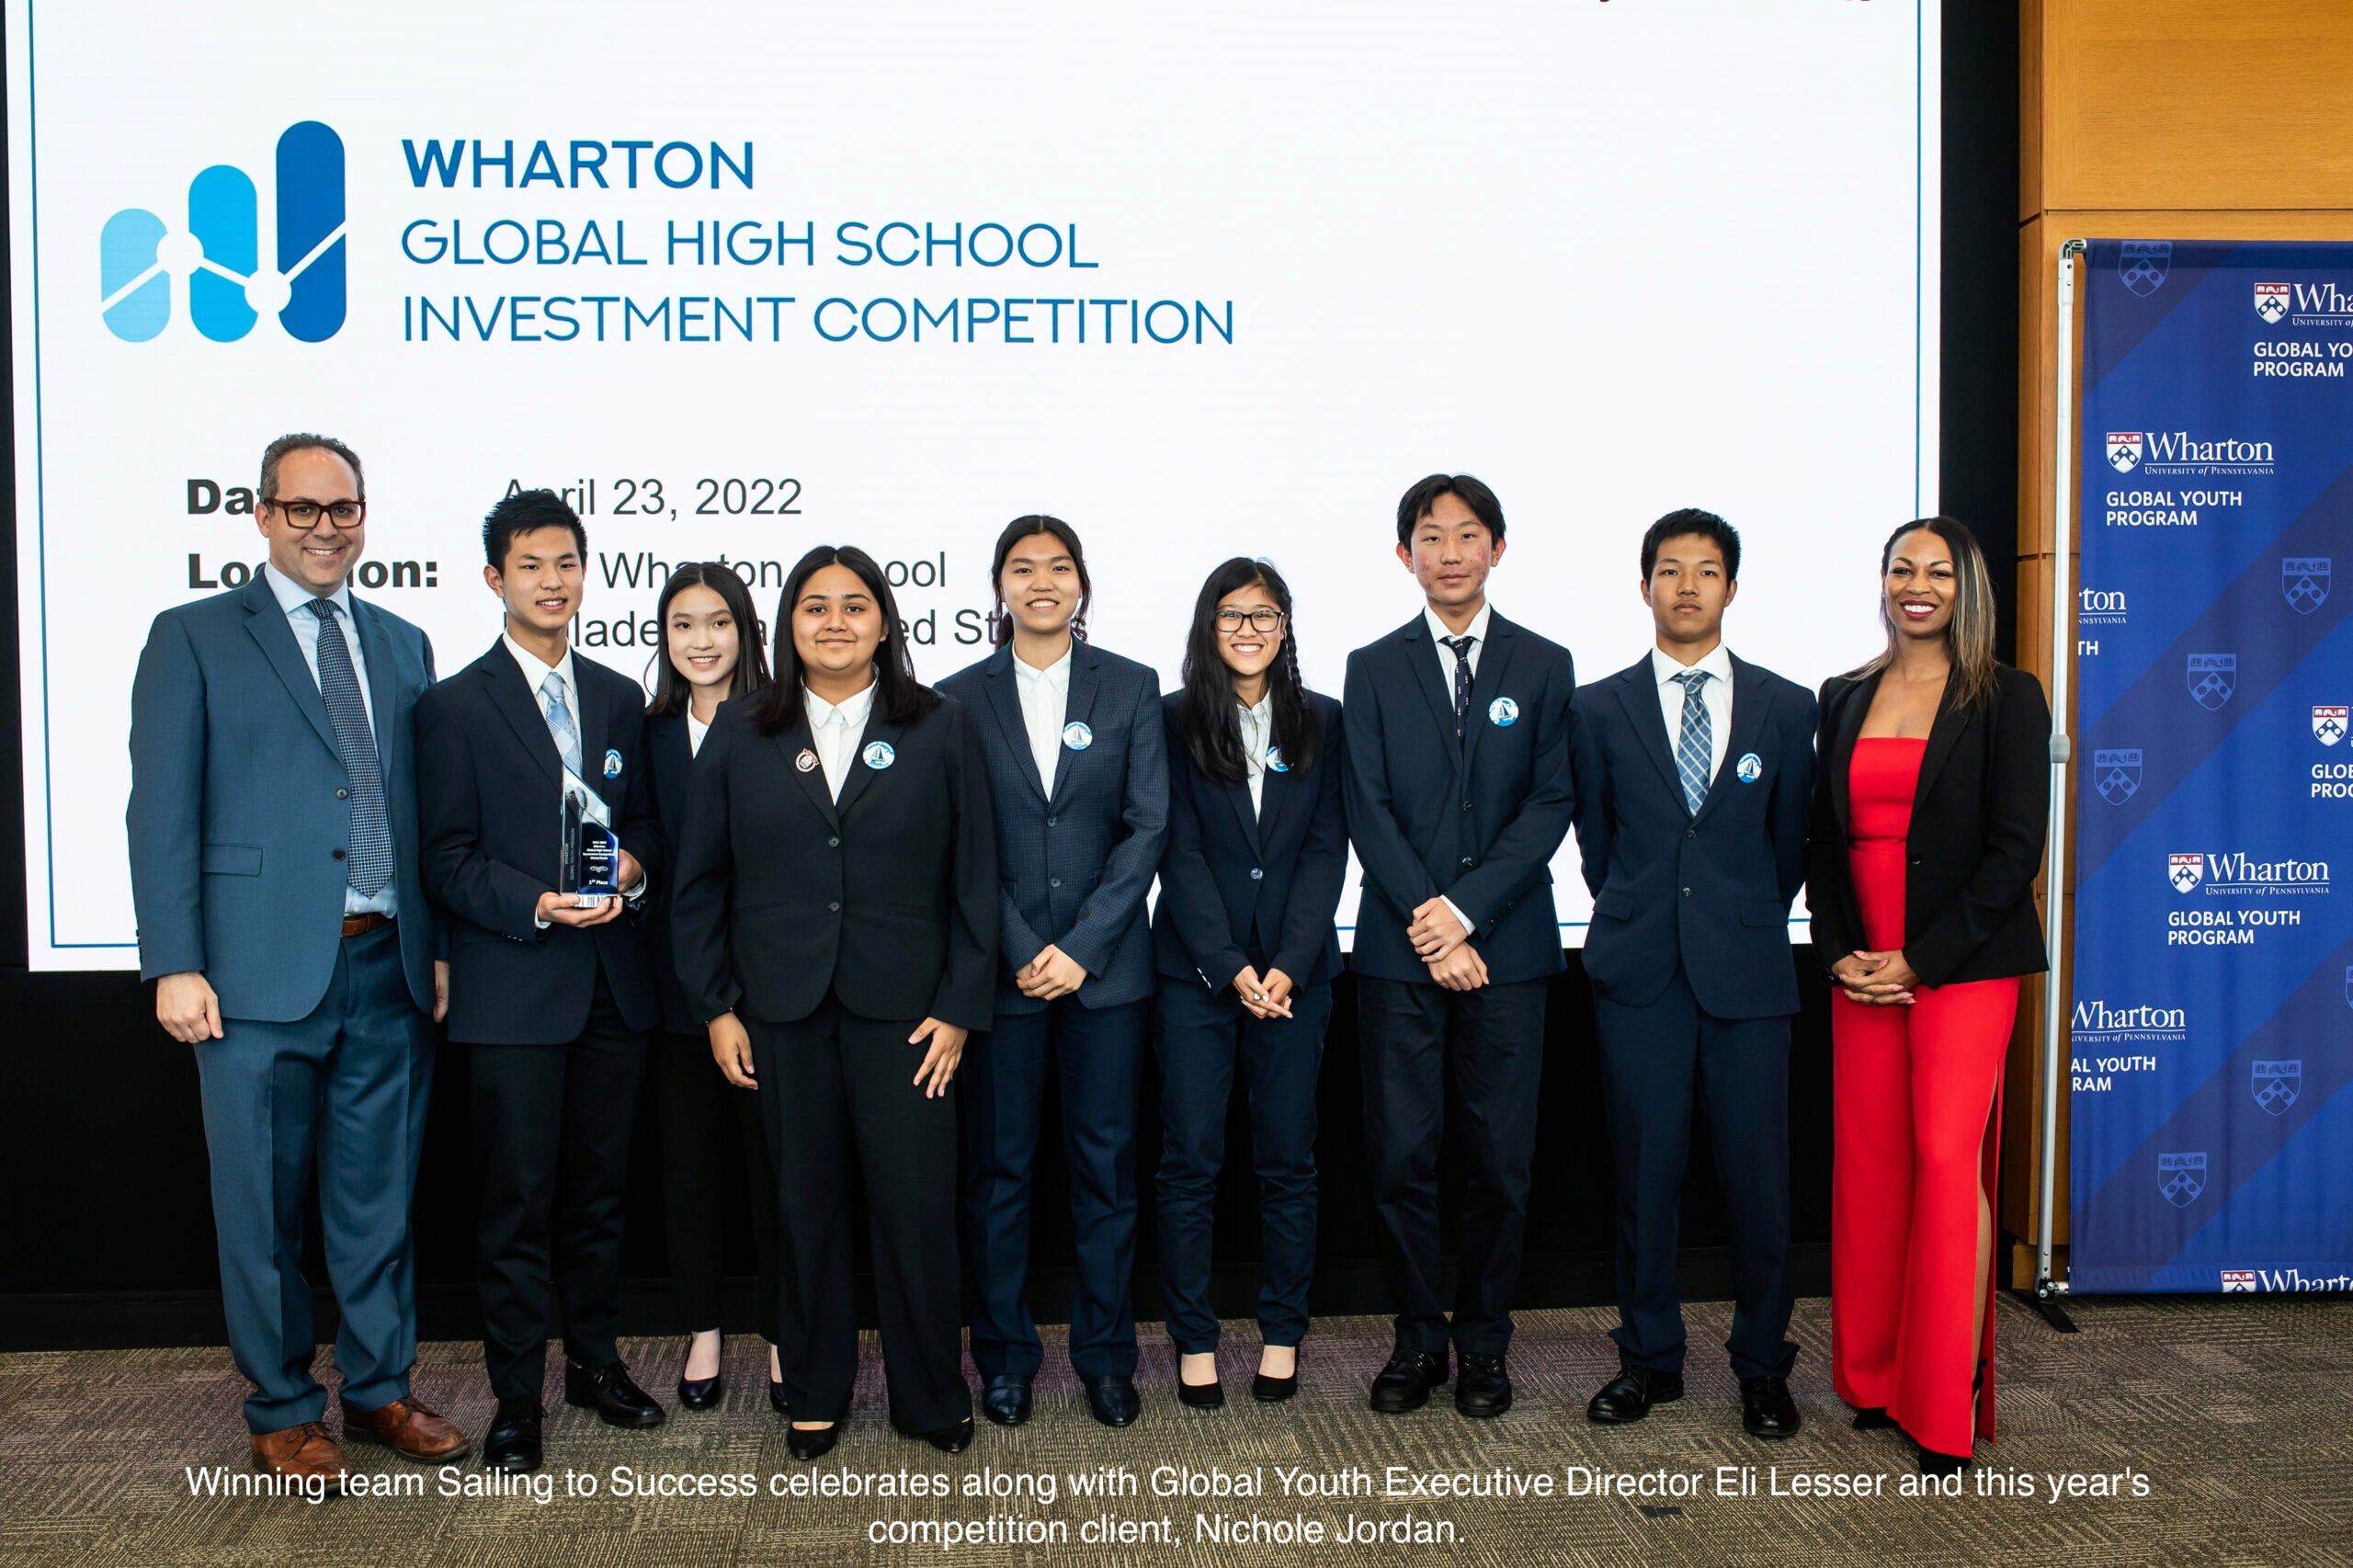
top-left (1805, 517), bottom-right (2051, 1474)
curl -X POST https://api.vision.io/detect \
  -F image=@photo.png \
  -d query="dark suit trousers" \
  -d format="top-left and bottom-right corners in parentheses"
top-left (652, 1030), bottom-right (783, 1343)
top-left (1595, 965), bottom-right (1797, 1380)
top-left (471, 969), bottom-right (649, 1401)
top-left (961, 995), bottom-right (1147, 1381)
top-left (194, 923), bottom-right (431, 1432)
top-left (749, 998), bottom-right (970, 1431)
top-left (1358, 974), bottom-right (1547, 1358)
top-left (1154, 979), bottom-right (1331, 1354)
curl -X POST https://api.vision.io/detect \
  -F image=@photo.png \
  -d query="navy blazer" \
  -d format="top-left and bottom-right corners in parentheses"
top-left (128, 575), bottom-right (439, 1022)
top-left (1341, 610), bottom-right (1577, 986)
top-left (1152, 689), bottom-right (1347, 994)
top-left (643, 707), bottom-right (700, 1035)
top-left (415, 641), bottom-right (665, 1044)
top-left (1570, 652), bottom-right (1816, 1018)
top-left (938, 640), bottom-right (1169, 1013)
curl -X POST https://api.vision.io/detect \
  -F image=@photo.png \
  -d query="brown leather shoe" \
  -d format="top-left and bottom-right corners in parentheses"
top-left (341, 1396), bottom-right (472, 1461)
top-left (249, 1421), bottom-right (353, 1489)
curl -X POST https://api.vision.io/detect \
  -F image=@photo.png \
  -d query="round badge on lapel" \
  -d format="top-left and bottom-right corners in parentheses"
top-left (862, 740), bottom-right (896, 770)
top-left (1735, 752), bottom-right (1763, 783)
top-left (795, 749), bottom-right (819, 774)
top-left (603, 747), bottom-right (623, 778)
top-left (1265, 744), bottom-right (1290, 773)
top-left (1488, 697), bottom-right (1519, 727)
top-left (1062, 721), bottom-right (1093, 751)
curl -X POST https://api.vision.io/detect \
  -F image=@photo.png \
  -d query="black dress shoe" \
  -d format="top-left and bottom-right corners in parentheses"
top-left (563, 1358), bottom-right (666, 1429)
top-left (1369, 1349), bottom-right (1449, 1414)
top-left (1252, 1352), bottom-right (1300, 1403)
top-left (1083, 1374), bottom-right (1141, 1427)
top-left (1176, 1352), bottom-right (1224, 1409)
top-left (1919, 1446), bottom-right (1972, 1477)
top-left (1586, 1366), bottom-right (1684, 1424)
top-left (677, 1373), bottom-right (722, 1411)
top-left (1740, 1376), bottom-right (1802, 1438)
top-left (923, 1418), bottom-right (975, 1454)
top-left (1454, 1354), bottom-right (1512, 1418)
top-left (1851, 1406), bottom-right (1898, 1430)
top-left (787, 1419), bottom-right (845, 1461)
top-left (980, 1376), bottom-right (1032, 1427)
top-left (482, 1396), bottom-right (543, 1474)
top-left (770, 1378), bottom-right (790, 1417)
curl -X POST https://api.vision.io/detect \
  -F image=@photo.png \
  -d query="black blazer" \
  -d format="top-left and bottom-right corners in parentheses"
top-left (1805, 664), bottom-right (2051, 989)
top-left (1152, 690), bottom-right (1347, 993)
top-left (1571, 653), bottom-right (1816, 1019)
top-left (643, 707), bottom-right (700, 1035)
top-left (669, 692), bottom-right (999, 1031)
top-left (416, 642), bottom-right (665, 1044)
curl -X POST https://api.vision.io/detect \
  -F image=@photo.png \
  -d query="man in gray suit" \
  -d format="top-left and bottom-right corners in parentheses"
top-left (129, 434), bottom-right (468, 1485)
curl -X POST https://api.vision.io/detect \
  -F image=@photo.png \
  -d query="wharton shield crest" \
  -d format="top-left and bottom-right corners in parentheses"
top-left (2316, 707), bottom-right (2348, 745)
top-left (2188, 653), bottom-right (2235, 710)
top-left (2252, 1060), bottom-right (2301, 1117)
top-left (2106, 431), bottom-right (2144, 472)
top-left (2168, 853), bottom-right (2205, 893)
top-left (2255, 281), bottom-right (2291, 323)
top-left (2120, 241), bottom-right (2171, 297)
top-left (2094, 748), bottom-right (2143, 804)
top-left (2282, 557), bottom-right (2330, 614)
top-left (2157, 1152), bottom-right (2206, 1208)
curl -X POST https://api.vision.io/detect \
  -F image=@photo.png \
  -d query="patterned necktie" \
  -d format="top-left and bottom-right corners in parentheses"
top-left (1671, 668), bottom-right (1713, 814)
top-left (541, 670), bottom-right (585, 779)
top-left (306, 600), bottom-right (392, 898)
top-left (1438, 635), bottom-right (1478, 738)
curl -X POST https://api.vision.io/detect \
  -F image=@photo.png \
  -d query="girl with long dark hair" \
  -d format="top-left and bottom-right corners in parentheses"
top-left (1152, 558), bottom-right (1347, 1408)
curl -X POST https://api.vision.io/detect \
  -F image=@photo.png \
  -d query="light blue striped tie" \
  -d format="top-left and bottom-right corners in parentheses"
top-left (1671, 669), bottom-right (1712, 814)
top-left (541, 671), bottom-right (584, 778)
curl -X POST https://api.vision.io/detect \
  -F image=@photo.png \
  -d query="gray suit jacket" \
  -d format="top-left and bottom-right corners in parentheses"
top-left (128, 574), bottom-right (439, 1021)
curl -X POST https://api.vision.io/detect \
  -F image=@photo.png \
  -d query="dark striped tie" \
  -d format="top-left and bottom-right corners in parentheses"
top-left (1671, 668), bottom-right (1713, 814)
top-left (307, 600), bottom-right (392, 898)
top-left (1438, 635), bottom-right (1478, 739)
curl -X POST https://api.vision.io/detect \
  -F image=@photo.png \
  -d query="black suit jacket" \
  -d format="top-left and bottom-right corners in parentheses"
top-left (643, 707), bottom-right (701, 1035)
top-left (1572, 653), bottom-right (1816, 1018)
top-left (669, 692), bottom-right (999, 1031)
top-left (1805, 663), bottom-right (2051, 989)
top-left (1152, 690), bottom-right (1348, 993)
top-left (416, 641), bottom-right (665, 1044)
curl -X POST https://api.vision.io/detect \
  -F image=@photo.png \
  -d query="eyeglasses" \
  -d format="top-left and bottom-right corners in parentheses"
top-left (267, 497), bottom-right (367, 529)
top-left (1215, 608), bottom-right (1285, 634)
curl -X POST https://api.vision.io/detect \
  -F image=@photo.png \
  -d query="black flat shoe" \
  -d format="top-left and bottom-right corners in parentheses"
top-left (923, 1418), bottom-right (975, 1454)
top-left (788, 1417), bottom-right (846, 1461)
top-left (482, 1396), bottom-right (543, 1474)
top-left (564, 1358), bottom-right (665, 1428)
top-left (1587, 1366), bottom-right (1684, 1424)
top-left (1176, 1351), bottom-right (1224, 1409)
top-left (1454, 1354), bottom-right (1512, 1418)
top-left (980, 1376), bottom-right (1032, 1427)
top-left (1083, 1374), bottom-right (1141, 1427)
top-left (1851, 1406), bottom-right (1898, 1430)
top-left (1253, 1351), bottom-right (1300, 1403)
top-left (1919, 1447), bottom-right (1972, 1477)
top-left (1368, 1349), bottom-right (1449, 1414)
top-left (1740, 1376), bottom-right (1802, 1439)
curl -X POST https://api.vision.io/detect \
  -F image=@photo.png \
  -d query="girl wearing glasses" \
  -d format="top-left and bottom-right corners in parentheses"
top-left (1151, 558), bottom-right (1347, 1408)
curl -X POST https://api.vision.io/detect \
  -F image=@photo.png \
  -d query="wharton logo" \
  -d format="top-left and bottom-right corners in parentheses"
top-left (2170, 848), bottom-right (2331, 896)
top-left (2140, 429), bottom-right (2276, 476)
top-left (2273, 280), bottom-right (2353, 325)
top-left (2158, 1152), bottom-right (2206, 1208)
top-left (2255, 281), bottom-right (2291, 324)
top-left (2317, 706), bottom-right (2348, 745)
top-left (2169, 853), bottom-right (2205, 892)
top-left (2120, 241), bottom-right (2171, 297)
top-left (2070, 997), bottom-right (2186, 1044)
top-left (2283, 557), bottom-right (2330, 614)
top-left (100, 121), bottom-right (345, 342)
top-left (2253, 1060), bottom-right (2301, 1116)
top-left (2094, 748), bottom-right (2143, 804)
top-left (2106, 431), bottom-right (2143, 472)
top-left (2221, 1269), bottom-right (2257, 1292)
top-left (2188, 653), bottom-right (2236, 710)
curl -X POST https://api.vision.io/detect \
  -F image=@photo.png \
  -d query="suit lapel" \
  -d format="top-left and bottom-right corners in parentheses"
top-left (483, 641), bottom-right (564, 790)
top-left (1690, 655), bottom-right (1768, 829)
top-left (1612, 659), bottom-right (1683, 806)
top-left (1398, 617), bottom-right (1458, 749)
top-left (1047, 643), bottom-right (1100, 810)
top-left (777, 716), bottom-right (841, 831)
top-left (1460, 617), bottom-right (1518, 776)
top-left (241, 577), bottom-right (340, 759)
top-left (350, 598), bottom-right (404, 794)
top-left (835, 713), bottom-right (899, 821)
top-left (573, 657), bottom-right (614, 805)
top-left (1828, 669), bottom-right (1880, 835)
top-left (1914, 680), bottom-right (1975, 812)
top-left (1222, 770), bottom-right (1263, 853)
top-left (980, 648), bottom-right (1049, 807)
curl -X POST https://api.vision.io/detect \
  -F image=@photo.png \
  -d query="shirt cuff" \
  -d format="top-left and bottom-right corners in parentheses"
top-left (1440, 895), bottom-right (1475, 938)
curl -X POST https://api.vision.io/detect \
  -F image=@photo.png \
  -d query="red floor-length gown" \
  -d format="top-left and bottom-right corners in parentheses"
top-left (1829, 737), bottom-right (2016, 1459)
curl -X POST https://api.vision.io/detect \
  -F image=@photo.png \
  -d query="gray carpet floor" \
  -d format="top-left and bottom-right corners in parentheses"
top-left (2, 1295), bottom-right (2347, 1567)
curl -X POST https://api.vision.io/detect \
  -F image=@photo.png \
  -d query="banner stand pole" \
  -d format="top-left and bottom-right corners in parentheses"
top-left (2030, 238), bottom-right (2086, 1333)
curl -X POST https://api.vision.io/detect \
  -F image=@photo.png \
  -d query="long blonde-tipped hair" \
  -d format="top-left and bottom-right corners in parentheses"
top-left (1847, 516), bottom-right (2000, 708)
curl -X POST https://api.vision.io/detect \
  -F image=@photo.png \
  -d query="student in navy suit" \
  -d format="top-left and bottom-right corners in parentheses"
top-left (415, 490), bottom-right (667, 1474)
top-left (938, 516), bottom-right (1169, 1430)
top-left (129, 434), bottom-right (467, 1484)
top-left (1570, 509), bottom-right (1815, 1440)
top-left (641, 563), bottom-right (784, 1413)
top-left (1151, 558), bottom-right (1347, 1410)
top-left (1341, 473), bottom-right (1576, 1420)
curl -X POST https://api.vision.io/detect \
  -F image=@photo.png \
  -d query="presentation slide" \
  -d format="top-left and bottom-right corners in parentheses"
top-left (8, 0), bottom-right (1938, 970)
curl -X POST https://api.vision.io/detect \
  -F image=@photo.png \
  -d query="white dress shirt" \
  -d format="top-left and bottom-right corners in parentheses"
top-left (1420, 602), bottom-right (1494, 944)
top-left (1236, 692), bottom-right (1274, 816)
top-left (263, 563), bottom-right (392, 917)
top-left (803, 679), bottom-right (876, 801)
top-left (1013, 644), bottom-right (1074, 794)
top-left (687, 709), bottom-right (710, 757)
top-left (1652, 642), bottom-right (1736, 787)
top-left (505, 634), bottom-right (644, 918)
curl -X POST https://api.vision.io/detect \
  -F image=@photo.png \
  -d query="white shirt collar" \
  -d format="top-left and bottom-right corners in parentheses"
top-left (1651, 642), bottom-right (1735, 688)
top-left (803, 676), bottom-right (878, 731)
top-left (1424, 601), bottom-right (1493, 649)
top-left (502, 631), bottom-right (577, 702)
top-left (263, 562), bottom-right (351, 619)
top-left (1239, 691), bottom-right (1273, 727)
top-left (1013, 644), bottom-right (1074, 690)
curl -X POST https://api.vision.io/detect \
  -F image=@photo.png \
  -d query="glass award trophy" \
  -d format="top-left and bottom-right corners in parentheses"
top-left (558, 767), bottom-right (622, 903)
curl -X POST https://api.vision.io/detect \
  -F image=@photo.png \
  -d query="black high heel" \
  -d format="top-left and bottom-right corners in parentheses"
top-left (1176, 1350), bottom-right (1225, 1409)
top-left (1253, 1346), bottom-right (1300, 1403)
top-left (676, 1335), bottom-right (723, 1412)
top-left (788, 1415), bottom-right (847, 1461)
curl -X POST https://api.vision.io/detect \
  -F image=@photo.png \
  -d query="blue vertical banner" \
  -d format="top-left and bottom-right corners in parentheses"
top-left (2070, 241), bottom-right (2353, 1295)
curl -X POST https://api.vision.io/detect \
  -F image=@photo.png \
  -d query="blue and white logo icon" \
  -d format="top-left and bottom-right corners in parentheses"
top-left (1061, 722), bottom-right (1093, 751)
top-left (2187, 653), bottom-right (2236, 711)
top-left (2157, 1152), bottom-right (2206, 1208)
top-left (2282, 557), bottom-right (2330, 615)
top-left (1487, 697), bottom-right (1518, 728)
top-left (101, 121), bottom-right (347, 342)
top-left (602, 748), bottom-right (623, 779)
top-left (2094, 748), bottom-right (2143, 804)
top-left (1734, 752), bottom-right (1762, 784)
top-left (2119, 241), bottom-right (2171, 298)
top-left (861, 740), bottom-right (895, 770)
top-left (2252, 1060), bottom-right (2301, 1117)
top-left (1265, 745), bottom-right (1289, 773)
